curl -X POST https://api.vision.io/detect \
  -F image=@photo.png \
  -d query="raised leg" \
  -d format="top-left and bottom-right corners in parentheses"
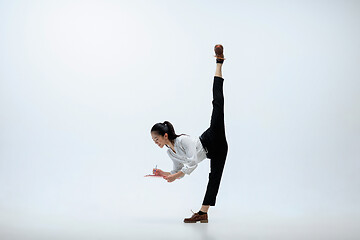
top-left (215, 63), bottom-right (223, 78)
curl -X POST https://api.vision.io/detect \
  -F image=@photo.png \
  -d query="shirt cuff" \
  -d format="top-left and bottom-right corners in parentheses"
top-left (181, 165), bottom-right (197, 175)
top-left (178, 170), bottom-right (185, 178)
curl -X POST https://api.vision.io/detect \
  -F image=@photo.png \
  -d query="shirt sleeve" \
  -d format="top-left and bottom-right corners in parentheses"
top-left (178, 136), bottom-right (198, 175)
top-left (170, 159), bottom-right (184, 175)
top-left (167, 150), bottom-right (185, 179)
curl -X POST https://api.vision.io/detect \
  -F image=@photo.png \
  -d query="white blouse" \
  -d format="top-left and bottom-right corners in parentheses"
top-left (167, 135), bottom-right (208, 177)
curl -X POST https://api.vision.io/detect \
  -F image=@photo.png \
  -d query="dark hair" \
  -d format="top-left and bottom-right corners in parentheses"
top-left (151, 121), bottom-right (187, 147)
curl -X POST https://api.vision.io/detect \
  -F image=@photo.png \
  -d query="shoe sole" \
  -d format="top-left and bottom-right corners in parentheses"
top-left (184, 220), bottom-right (208, 223)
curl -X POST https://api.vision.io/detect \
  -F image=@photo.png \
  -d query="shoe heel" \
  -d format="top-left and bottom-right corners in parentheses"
top-left (200, 220), bottom-right (208, 223)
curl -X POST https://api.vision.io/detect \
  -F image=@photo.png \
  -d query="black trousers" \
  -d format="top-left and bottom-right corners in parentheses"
top-left (199, 76), bottom-right (228, 206)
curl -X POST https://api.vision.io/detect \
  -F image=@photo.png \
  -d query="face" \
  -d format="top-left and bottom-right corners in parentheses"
top-left (151, 132), bottom-right (168, 148)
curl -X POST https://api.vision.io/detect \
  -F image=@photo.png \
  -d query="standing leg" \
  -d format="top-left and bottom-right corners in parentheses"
top-left (204, 147), bottom-right (228, 202)
top-left (200, 205), bottom-right (210, 212)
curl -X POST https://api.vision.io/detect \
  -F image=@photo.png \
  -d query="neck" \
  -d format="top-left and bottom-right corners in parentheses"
top-left (166, 139), bottom-right (175, 150)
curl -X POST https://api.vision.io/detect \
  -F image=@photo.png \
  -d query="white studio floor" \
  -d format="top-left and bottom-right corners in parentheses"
top-left (1, 213), bottom-right (359, 240)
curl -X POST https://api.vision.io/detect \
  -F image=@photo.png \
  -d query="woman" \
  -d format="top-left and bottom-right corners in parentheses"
top-left (150, 45), bottom-right (228, 223)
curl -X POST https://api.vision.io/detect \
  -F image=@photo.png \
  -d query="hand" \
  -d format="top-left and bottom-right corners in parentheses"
top-left (153, 168), bottom-right (164, 176)
top-left (163, 174), bottom-right (177, 182)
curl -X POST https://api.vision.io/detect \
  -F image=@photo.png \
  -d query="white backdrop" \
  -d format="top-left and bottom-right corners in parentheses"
top-left (1, 0), bottom-right (359, 239)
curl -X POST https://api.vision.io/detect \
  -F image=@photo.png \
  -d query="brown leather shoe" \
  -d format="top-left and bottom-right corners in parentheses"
top-left (184, 210), bottom-right (208, 223)
top-left (214, 44), bottom-right (225, 63)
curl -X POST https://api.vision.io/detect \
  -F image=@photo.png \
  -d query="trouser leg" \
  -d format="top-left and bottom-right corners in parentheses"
top-left (200, 76), bottom-right (226, 153)
top-left (202, 148), bottom-right (228, 206)
top-left (210, 76), bottom-right (225, 134)
top-left (200, 76), bottom-right (228, 206)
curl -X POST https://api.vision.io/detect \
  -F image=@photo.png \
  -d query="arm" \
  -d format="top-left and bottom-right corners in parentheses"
top-left (167, 152), bottom-right (185, 176)
top-left (164, 171), bottom-right (185, 182)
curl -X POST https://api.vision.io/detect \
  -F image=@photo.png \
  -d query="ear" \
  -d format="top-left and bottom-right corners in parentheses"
top-left (164, 133), bottom-right (168, 139)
